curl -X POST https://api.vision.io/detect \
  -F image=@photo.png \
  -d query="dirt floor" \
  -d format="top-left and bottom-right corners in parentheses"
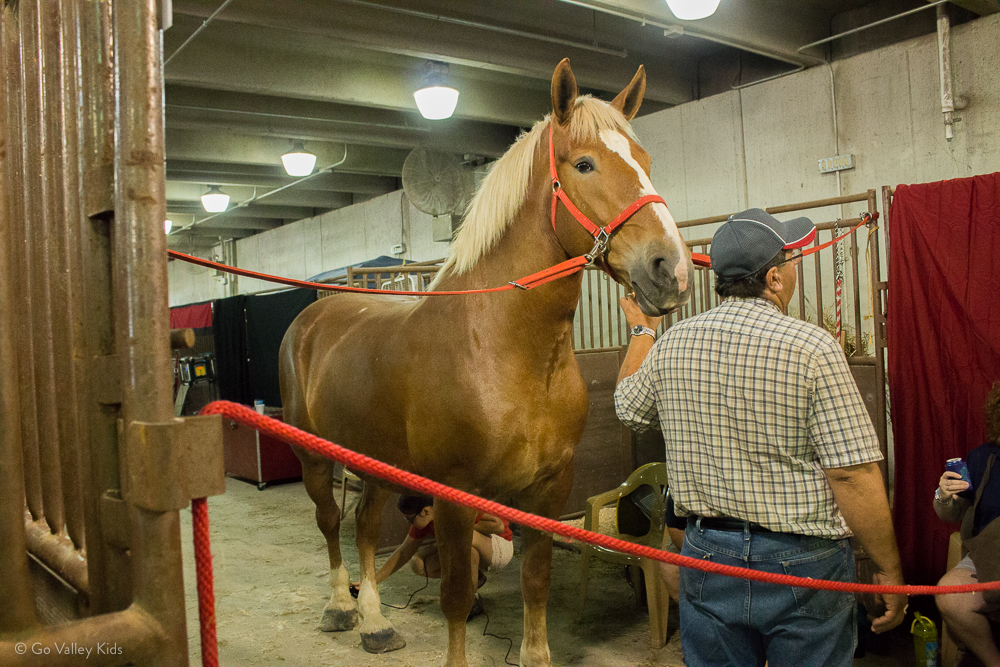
top-left (179, 477), bottom-right (919, 667)
top-left (179, 477), bottom-right (687, 666)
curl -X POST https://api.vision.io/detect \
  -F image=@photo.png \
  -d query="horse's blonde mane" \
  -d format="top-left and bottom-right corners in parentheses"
top-left (432, 96), bottom-right (639, 281)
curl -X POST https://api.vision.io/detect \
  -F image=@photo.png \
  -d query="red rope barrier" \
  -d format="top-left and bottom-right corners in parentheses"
top-left (191, 497), bottom-right (219, 667)
top-left (166, 250), bottom-right (583, 296)
top-left (199, 401), bottom-right (1000, 597)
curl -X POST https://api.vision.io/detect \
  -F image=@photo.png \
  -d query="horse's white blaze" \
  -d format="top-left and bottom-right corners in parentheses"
top-left (324, 565), bottom-right (355, 612)
top-left (356, 580), bottom-right (391, 633)
top-left (600, 130), bottom-right (689, 291)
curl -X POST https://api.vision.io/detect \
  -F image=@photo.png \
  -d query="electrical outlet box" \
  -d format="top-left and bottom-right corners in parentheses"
top-left (390, 243), bottom-right (406, 255)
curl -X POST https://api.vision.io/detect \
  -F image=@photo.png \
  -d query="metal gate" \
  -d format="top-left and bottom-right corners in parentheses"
top-left (0, 2), bottom-right (222, 665)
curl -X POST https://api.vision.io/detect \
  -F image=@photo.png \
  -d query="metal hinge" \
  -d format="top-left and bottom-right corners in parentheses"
top-left (126, 414), bottom-right (225, 512)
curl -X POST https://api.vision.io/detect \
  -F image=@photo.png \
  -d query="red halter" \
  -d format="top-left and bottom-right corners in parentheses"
top-left (548, 124), bottom-right (667, 262)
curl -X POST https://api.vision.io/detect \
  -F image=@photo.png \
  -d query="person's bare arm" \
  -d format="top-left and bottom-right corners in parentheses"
top-left (374, 535), bottom-right (422, 585)
top-left (824, 461), bottom-right (907, 634)
top-left (616, 295), bottom-right (662, 384)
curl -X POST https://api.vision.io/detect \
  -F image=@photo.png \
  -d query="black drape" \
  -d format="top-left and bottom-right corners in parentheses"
top-left (245, 289), bottom-right (318, 407)
top-left (212, 294), bottom-right (250, 405)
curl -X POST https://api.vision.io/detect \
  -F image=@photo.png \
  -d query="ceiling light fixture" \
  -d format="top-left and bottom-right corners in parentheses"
top-left (281, 141), bottom-right (317, 177)
top-left (164, 219), bottom-right (173, 234)
top-left (200, 185), bottom-right (230, 213)
top-left (665, 0), bottom-right (721, 20)
top-left (413, 61), bottom-right (459, 121)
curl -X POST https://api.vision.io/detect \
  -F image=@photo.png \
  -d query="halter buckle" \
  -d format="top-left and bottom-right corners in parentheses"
top-left (552, 180), bottom-right (561, 193)
top-left (583, 235), bottom-right (607, 265)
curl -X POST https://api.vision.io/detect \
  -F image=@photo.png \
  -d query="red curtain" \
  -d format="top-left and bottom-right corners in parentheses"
top-left (888, 172), bottom-right (1000, 584)
top-left (170, 302), bottom-right (213, 329)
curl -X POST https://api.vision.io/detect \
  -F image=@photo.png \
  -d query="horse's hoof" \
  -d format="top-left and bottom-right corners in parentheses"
top-left (360, 628), bottom-right (406, 654)
top-left (320, 608), bottom-right (358, 632)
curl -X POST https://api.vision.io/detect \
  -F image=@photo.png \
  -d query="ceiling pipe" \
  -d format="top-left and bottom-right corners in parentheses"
top-left (936, 4), bottom-right (968, 142)
top-left (937, 4), bottom-right (955, 141)
top-left (165, 103), bottom-right (434, 133)
top-left (164, 0), bottom-right (237, 66)
top-left (797, 0), bottom-right (949, 53)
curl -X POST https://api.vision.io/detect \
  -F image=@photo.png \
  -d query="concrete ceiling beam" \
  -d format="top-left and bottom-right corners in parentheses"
top-left (166, 168), bottom-right (398, 195)
top-left (163, 214), bottom-right (283, 231)
top-left (945, 0), bottom-right (999, 15)
top-left (169, 226), bottom-right (258, 239)
top-left (167, 182), bottom-right (360, 209)
top-left (166, 200), bottom-right (319, 220)
top-left (165, 128), bottom-right (412, 174)
top-left (166, 107), bottom-right (520, 158)
top-left (167, 238), bottom-right (226, 251)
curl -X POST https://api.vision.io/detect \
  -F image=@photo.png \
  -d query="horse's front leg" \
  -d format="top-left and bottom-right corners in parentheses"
top-left (433, 499), bottom-right (477, 667)
top-left (516, 464), bottom-right (574, 667)
top-left (355, 482), bottom-right (406, 653)
top-left (296, 451), bottom-right (357, 632)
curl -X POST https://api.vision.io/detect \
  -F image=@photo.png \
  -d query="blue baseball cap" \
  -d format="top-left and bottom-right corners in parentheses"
top-left (710, 208), bottom-right (816, 279)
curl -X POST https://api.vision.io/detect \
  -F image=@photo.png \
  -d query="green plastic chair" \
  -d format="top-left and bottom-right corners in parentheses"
top-left (577, 462), bottom-right (671, 648)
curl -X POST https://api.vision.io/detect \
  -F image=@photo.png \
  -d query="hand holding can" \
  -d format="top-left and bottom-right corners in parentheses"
top-left (945, 458), bottom-right (971, 486)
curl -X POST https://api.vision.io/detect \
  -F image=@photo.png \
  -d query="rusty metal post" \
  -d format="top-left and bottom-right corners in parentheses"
top-left (21, 0), bottom-right (67, 535)
top-left (813, 234), bottom-right (823, 326)
top-left (114, 0), bottom-right (190, 661)
top-left (77, 0), bottom-right (132, 616)
top-left (870, 189), bottom-right (889, 493)
top-left (40, 0), bottom-right (87, 553)
top-left (850, 222), bottom-right (863, 354)
top-left (796, 254), bottom-right (806, 320)
top-left (5, 0), bottom-right (44, 525)
top-left (0, 0), bottom-right (40, 635)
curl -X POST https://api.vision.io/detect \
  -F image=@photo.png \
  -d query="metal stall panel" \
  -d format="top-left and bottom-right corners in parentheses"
top-left (0, 0), bottom-right (38, 637)
top-left (0, 0), bottom-right (216, 664)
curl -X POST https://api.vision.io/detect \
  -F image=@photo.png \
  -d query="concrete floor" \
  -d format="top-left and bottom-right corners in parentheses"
top-left (179, 477), bottom-right (919, 666)
top-left (180, 477), bottom-right (686, 666)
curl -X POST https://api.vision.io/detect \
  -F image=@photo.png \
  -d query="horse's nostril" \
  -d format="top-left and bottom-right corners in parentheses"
top-left (649, 254), bottom-right (676, 282)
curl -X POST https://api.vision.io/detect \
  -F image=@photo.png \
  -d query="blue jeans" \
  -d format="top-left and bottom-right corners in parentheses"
top-left (679, 521), bottom-right (857, 667)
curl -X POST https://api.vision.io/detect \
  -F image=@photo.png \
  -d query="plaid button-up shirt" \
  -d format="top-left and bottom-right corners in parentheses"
top-left (615, 297), bottom-right (882, 539)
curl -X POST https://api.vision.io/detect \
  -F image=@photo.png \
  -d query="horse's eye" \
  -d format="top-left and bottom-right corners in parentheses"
top-left (575, 159), bottom-right (594, 173)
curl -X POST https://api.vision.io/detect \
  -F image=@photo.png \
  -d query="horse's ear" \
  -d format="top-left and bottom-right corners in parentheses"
top-left (551, 58), bottom-right (578, 126)
top-left (611, 65), bottom-right (646, 121)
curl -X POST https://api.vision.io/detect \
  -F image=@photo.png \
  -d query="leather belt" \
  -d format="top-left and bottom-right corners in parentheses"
top-left (688, 515), bottom-right (773, 534)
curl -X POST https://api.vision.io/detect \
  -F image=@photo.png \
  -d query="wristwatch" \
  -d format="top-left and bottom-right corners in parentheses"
top-left (934, 488), bottom-right (952, 504)
top-left (630, 325), bottom-right (656, 341)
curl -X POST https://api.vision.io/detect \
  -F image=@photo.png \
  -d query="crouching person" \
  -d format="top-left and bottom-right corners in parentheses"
top-left (374, 495), bottom-right (514, 620)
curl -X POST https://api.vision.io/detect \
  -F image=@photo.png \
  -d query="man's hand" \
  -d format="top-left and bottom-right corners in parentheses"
top-left (619, 293), bottom-right (662, 331)
top-left (869, 570), bottom-right (907, 634)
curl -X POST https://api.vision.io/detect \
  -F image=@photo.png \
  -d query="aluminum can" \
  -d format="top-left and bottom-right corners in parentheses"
top-left (946, 458), bottom-right (971, 485)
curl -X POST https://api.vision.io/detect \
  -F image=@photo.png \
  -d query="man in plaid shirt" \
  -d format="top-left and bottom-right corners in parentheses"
top-left (615, 208), bottom-right (906, 667)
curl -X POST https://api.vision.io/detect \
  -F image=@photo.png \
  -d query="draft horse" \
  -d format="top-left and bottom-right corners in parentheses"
top-left (278, 58), bottom-right (693, 667)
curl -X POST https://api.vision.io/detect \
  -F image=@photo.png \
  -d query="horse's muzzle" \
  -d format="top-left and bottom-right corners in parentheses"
top-left (629, 245), bottom-right (695, 316)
